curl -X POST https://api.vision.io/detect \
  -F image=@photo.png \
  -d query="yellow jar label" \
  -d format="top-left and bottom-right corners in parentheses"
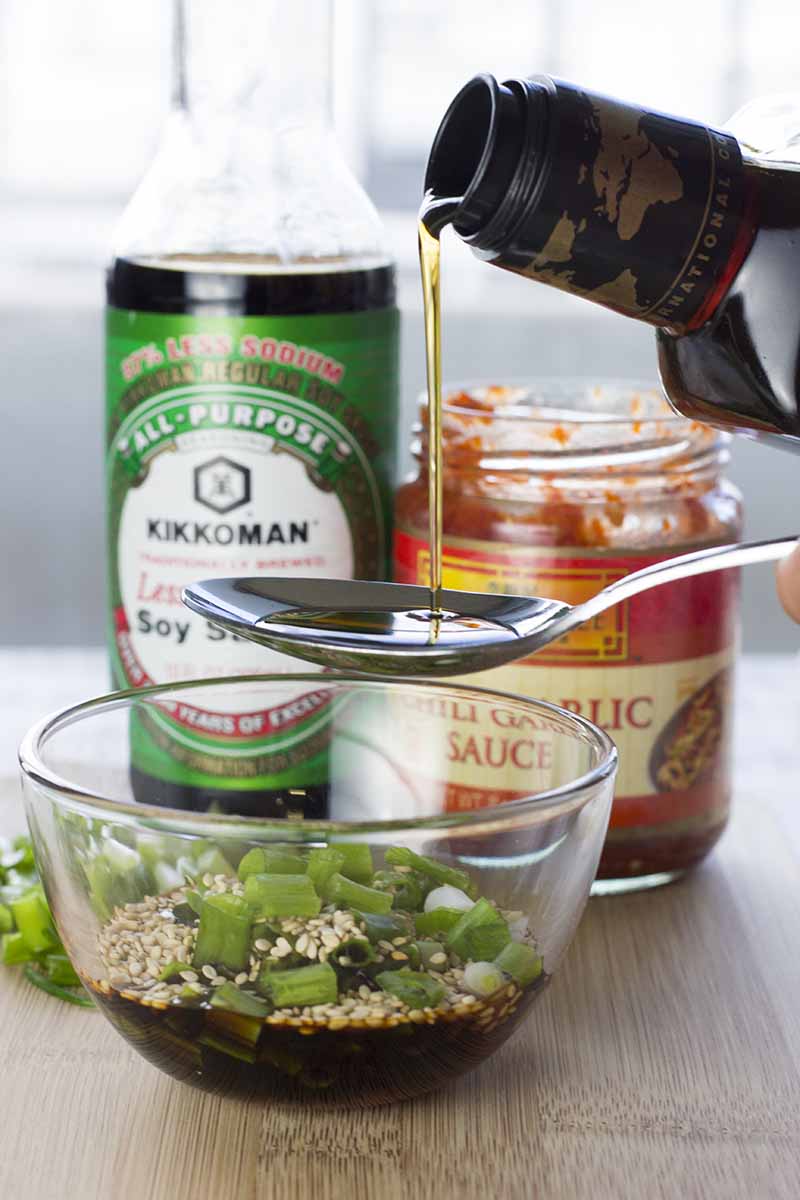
top-left (394, 529), bottom-right (738, 831)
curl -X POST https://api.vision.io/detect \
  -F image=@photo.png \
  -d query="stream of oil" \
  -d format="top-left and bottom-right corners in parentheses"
top-left (238, 195), bottom-right (512, 666)
top-left (418, 195), bottom-right (461, 633)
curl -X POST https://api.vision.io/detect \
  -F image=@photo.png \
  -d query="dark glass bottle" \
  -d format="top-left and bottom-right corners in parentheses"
top-left (424, 73), bottom-right (800, 448)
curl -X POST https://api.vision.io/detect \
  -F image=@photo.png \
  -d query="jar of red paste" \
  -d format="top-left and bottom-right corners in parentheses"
top-left (394, 380), bottom-right (743, 892)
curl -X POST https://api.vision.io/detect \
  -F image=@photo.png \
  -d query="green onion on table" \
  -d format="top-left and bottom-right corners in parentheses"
top-left (0, 835), bottom-right (94, 1008)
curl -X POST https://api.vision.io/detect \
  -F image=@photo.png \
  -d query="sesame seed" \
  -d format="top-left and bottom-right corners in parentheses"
top-left (95, 874), bottom-right (542, 1035)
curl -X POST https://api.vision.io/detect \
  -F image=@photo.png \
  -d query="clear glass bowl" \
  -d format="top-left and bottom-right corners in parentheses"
top-left (19, 674), bottom-right (616, 1107)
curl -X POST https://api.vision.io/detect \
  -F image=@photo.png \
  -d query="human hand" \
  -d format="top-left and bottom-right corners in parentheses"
top-left (776, 544), bottom-right (800, 622)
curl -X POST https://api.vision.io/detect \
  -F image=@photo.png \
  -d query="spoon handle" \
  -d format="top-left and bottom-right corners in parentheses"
top-left (577, 535), bottom-right (798, 620)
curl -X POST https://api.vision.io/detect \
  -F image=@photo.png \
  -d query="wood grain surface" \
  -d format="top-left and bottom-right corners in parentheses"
top-left (1, 650), bottom-right (799, 1200)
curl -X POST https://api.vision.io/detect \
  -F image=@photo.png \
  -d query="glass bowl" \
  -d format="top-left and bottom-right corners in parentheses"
top-left (19, 673), bottom-right (616, 1107)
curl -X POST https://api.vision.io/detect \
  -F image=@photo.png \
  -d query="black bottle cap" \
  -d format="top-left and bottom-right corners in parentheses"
top-left (426, 72), bottom-right (747, 330)
top-left (424, 74), bottom-right (531, 236)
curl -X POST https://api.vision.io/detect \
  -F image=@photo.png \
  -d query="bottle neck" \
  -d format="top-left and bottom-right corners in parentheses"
top-left (174, 0), bottom-right (332, 132)
top-left (426, 74), bottom-right (754, 333)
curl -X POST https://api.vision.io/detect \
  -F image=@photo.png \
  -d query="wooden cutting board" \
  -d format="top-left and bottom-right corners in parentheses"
top-left (1, 651), bottom-right (799, 1200)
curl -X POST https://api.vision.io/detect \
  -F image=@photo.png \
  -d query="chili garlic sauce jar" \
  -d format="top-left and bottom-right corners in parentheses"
top-left (394, 382), bottom-right (742, 892)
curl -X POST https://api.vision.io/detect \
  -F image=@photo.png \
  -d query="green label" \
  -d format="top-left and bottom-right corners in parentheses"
top-left (106, 304), bottom-right (399, 790)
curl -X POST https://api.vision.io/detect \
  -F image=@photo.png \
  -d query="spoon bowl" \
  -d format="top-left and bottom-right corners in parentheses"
top-left (183, 535), bottom-right (796, 677)
top-left (182, 576), bottom-right (571, 675)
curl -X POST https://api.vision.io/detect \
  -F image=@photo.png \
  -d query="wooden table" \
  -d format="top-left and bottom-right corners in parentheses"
top-left (1, 649), bottom-right (799, 1200)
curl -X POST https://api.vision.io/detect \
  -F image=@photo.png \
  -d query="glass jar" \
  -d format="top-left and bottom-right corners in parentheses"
top-left (394, 380), bottom-right (743, 892)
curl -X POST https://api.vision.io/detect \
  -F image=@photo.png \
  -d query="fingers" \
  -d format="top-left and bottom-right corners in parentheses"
top-left (776, 541), bottom-right (800, 623)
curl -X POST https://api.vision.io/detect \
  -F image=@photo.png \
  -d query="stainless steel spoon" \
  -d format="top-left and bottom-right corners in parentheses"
top-left (182, 535), bottom-right (796, 678)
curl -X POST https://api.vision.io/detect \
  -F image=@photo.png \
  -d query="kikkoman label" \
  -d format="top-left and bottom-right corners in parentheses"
top-left (107, 306), bottom-right (398, 789)
top-left (394, 529), bottom-right (739, 832)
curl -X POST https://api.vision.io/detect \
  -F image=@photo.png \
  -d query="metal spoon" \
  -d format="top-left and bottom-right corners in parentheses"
top-left (182, 535), bottom-right (796, 678)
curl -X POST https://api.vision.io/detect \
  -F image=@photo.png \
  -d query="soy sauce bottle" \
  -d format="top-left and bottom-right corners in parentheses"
top-left (106, 1), bottom-right (398, 814)
top-left (424, 74), bottom-right (800, 450)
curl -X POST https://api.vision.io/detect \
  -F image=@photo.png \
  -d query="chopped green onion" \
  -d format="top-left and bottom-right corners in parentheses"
top-left (463, 961), bottom-right (505, 998)
top-left (252, 918), bottom-right (281, 943)
top-left (185, 890), bottom-right (204, 914)
top-left (23, 965), bottom-right (94, 1008)
top-left (171, 900), bottom-right (199, 925)
top-left (255, 958), bottom-right (285, 997)
top-left (198, 1030), bottom-right (258, 1064)
top-left (323, 874), bottom-right (392, 914)
top-left (415, 940), bottom-right (447, 970)
top-left (355, 910), bottom-right (415, 943)
top-left (9, 836), bottom-right (35, 873)
top-left (306, 847), bottom-right (345, 891)
top-left (158, 960), bottom-right (190, 983)
top-left (375, 968), bottom-right (445, 1009)
top-left (11, 887), bottom-right (58, 955)
top-left (384, 847), bottom-right (477, 898)
top-left (136, 837), bottom-right (172, 871)
top-left (244, 873), bottom-right (321, 918)
top-left (175, 856), bottom-right (198, 885)
top-left (178, 983), bottom-right (205, 1003)
top-left (103, 838), bottom-right (141, 874)
top-left (153, 861), bottom-right (184, 894)
top-left (238, 847), bottom-right (306, 881)
top-left (413, 908), bottom-right (464, 937)
top-left (258, 1041), bottom-right (303, 1076)
top-left (266, 961), bottom-right (338, 1008)
top-left (446, 898), bottom-right (511, 963)
top-left (334, 843), bottom-right (374, 885)
top-left (193, 892), bottom-right (252, 972)
top-left (195, 847), bottom-right (236, 878)
top-left (329, 937), bottom-right (375, 966)
top-left (372, 870), bottom-right (425, 912)
top-left (494, 941), bottom-right (543, 986)
top-left (2, 931), bottom-right (29, 965)
top-left (423, 884), bottom-right (474, 913)
top-left (43, 953), bottom-right (81, 988)
top-left (210, 981), bottom-right (271, 1017)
